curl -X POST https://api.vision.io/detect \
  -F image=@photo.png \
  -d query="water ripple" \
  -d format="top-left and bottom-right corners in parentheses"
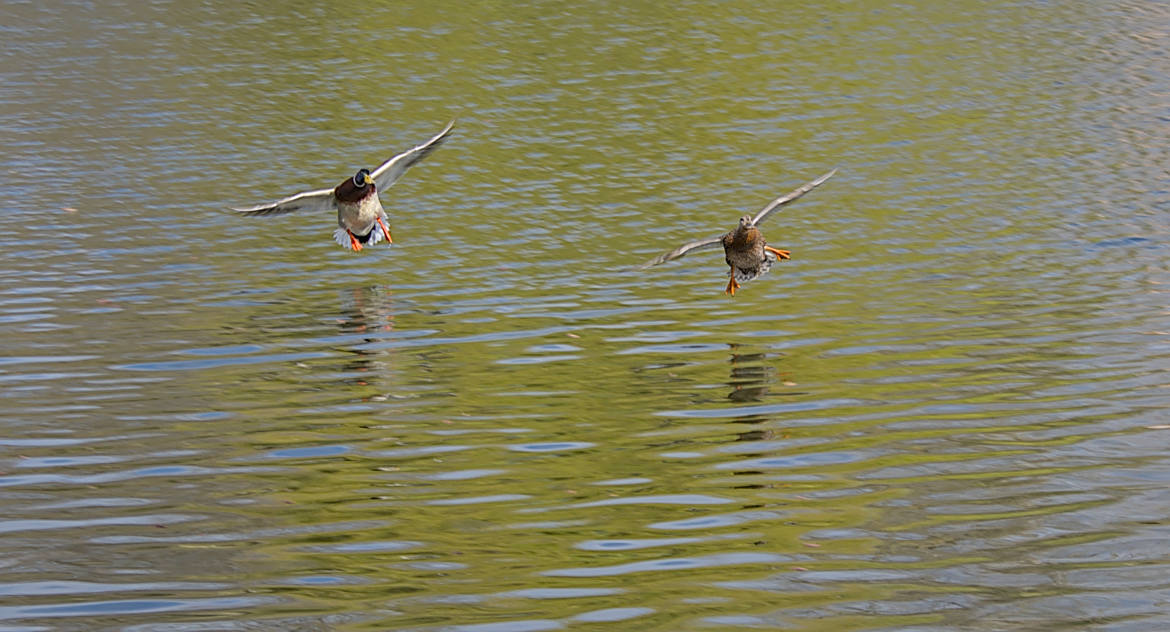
top-left (544, 552), bottom-right (792, 577)
top-left (3, 1), bottom-right (1170, 630)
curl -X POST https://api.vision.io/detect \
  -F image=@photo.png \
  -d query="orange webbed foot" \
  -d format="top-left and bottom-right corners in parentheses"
top-left (724, 270), bottom-right (740, 296)
top-left (348, 230), bottom-right (363, 252)
top-left (376, 216), bottom-right (393, 244)
top-left (765, 246), bottom-right (791, 260)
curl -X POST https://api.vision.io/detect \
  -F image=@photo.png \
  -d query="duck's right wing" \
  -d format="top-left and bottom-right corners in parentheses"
top-left (637, 235), bottom-right (723, 269)
top-left (231, 188), bottom-right (336, 217)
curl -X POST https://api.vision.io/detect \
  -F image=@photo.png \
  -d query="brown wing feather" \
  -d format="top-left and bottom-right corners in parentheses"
top-left (751, 168), bottom-right (837, 226)
top-left (637, 235), bottom-right (723, 269)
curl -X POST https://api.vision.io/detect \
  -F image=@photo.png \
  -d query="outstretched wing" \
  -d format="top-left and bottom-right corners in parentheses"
top-left (370, 120), bottom-right (456, 191)
top-left (637, 235), bottom-right (723, 269)
top-left (751, 168), bottom-right (837, 227)
top-left (232, 187), bottom-right (336, 217)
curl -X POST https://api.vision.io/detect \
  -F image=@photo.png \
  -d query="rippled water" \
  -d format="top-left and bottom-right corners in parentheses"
top-left (3, 1), bottom-right (1170, 630)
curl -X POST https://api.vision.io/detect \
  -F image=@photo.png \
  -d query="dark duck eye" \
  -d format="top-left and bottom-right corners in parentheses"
top-left (353, 169), bottom-right (371, 187)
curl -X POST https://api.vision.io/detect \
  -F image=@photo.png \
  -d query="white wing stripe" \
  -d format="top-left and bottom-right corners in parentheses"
top-left (231, 188), bottom-right (336, 216)
top-left (370, 120), bottom-right (456, 190)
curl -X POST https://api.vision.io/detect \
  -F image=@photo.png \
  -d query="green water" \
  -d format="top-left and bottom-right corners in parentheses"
top-left (2, 1), bottom-right (1169, 630)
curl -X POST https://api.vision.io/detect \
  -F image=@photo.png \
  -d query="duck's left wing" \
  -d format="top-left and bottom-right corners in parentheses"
top-left (370, 120), bottom-right (456, 190)
top-left (751, 168), bottom-right (837, 227)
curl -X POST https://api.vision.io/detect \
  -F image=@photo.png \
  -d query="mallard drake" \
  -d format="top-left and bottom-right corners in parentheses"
top-left (232, 121), bottom-right (455, 251)
top-left (639, 169), bottom-right (836, 295)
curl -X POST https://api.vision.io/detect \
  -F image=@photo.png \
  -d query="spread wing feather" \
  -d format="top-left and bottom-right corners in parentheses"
top-left (231, 120), bottom-right (455, 217)
top-left (370, 120), bottom-right (456, 191)
top-left (751, 168), bottom-right (837, 226)
top-left (231, 188), bottom-right (336, 217)
top-left (636, 169), bottom-right (837, 271)
top-left (637, 235), bottom-right (723, 269)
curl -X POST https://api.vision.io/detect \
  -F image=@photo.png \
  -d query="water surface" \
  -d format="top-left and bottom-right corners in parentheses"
top-left (2, 1), bottom-right (1170, 630)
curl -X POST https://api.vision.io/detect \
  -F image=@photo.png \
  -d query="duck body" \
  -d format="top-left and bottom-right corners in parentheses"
top-left (636, 168), bottom-right (834, 296)
top-left (331, 169), bottom-right (391, 251)
top-left (720, 215), bottom-right (790, 295)
top-left (723, 218), bottom-right (771, 282)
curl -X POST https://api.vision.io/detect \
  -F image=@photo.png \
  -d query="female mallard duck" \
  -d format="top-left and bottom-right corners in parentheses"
top-left (639, 169), bottom-right (836, 295)
top-left (232, 121), bottom-right (454, 252)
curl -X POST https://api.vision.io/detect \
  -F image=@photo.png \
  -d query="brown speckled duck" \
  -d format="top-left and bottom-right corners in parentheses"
top-left (232, 121), bottom-right (454, 252)
top-left (639, 169), bottom-right (836, 296)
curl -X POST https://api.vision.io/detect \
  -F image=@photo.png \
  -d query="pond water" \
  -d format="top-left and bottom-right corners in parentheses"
top-left (3, 1), bottom-right (1170, 630)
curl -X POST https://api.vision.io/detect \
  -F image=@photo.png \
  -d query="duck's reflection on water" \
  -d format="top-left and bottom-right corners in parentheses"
top-left (336, 285), bottom-right (396, 336)
top-left (725, 343), bottom-right (806, 443)
top-left (726, 344), bottom-right (776, 403)
top-left (334, 285), bottom-right (397, 385)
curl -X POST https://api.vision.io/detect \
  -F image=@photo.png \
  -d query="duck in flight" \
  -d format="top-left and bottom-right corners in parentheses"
top-left (232, 121), bottom-right (455, 251)
top-left (638, 169), bottom-right (837, 296)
